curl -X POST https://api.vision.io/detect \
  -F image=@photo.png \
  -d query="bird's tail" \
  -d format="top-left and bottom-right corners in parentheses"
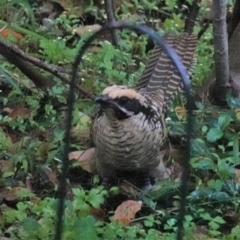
top-left (136, 33), bottom-right (198, 112)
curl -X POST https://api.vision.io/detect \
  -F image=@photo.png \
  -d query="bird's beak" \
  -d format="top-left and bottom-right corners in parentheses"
top-left (94, 95), bottom-right (111, 104)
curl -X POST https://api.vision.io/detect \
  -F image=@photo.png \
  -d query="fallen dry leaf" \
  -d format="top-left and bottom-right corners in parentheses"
top-left (90, 207), bottom-right (106, 221)
top-left (0, 187), bottom-right (27, 202)
top-left (42, 166), bottom-right (59, 187)
top-left (0, 160), bottom-right (14, 174)
top-left (3, 103), bottom-right (31, 119)
top-left (2, 107), bottom-right (13, 114)
top-left (68, 148), bottom-right (96, 173)
top-left (111, 200), bottom-right (142, 225)
top-left (0, 28), bottom-right (23, 41)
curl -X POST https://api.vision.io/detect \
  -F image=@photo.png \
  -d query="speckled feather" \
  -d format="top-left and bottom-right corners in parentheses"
top-left (93, 109), bottom-right (166, 176)
top-left (92, 33), bottom-right (198, 183)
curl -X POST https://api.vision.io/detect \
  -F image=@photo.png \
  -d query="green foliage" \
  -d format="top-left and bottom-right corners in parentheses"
top-left (1, 1), bottom-right (240, 240)
top-left (193, 28), bottom-right (214, 85)
top-left (2, 187), bottom-right (106, 239)
top-left (72, 186), bottom-right (107, 215)
top-left (0, 0), bottom-right (36, 26)
top-left (39, 38), bottom-right (78, 64)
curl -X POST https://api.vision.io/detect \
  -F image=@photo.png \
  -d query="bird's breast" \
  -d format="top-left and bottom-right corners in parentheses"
top-left (92, 112), bottom-right (165, 171)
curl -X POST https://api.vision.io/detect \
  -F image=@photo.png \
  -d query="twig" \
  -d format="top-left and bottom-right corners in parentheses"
top-left (104, 0), bottom-right (120, 47)
top-left (184, 0), bottom-right (200, 34)
top-left (198, 20), bottom-right (211, 39)
top-left (0, 38), bottom-right (94, 99)
top-left (0, 41), bottom-right (51, 91)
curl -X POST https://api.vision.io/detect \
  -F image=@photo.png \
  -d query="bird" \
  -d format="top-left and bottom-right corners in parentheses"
top-left (91, 33), bottom-right (198, 190)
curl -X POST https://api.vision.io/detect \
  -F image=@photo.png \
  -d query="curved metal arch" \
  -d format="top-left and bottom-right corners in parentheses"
top-left (55, 21), bottom-right (195, 240)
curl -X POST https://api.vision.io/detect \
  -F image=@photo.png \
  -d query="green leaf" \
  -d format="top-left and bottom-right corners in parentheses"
top-left (202, 125), bottom-right (208, 133)
top-left (189, 188), bottom-right (230, 202)
top-left (23, 217), bottom-right (40, 232)
top-left (144, 219), bottom-right (154, 227)
top-left (231, 225), bottom-right (240, 236)
top-left (209, 221), bottom-right (220, 231)
top-left (140, 194), bottom-right (157, 209)
top-left (149, 180), bottom-right (180, 200)
top-left (200, 212), bottom-right (211, 221)
top-left (191, 157), bottom-right (215, 170)
top-left (187, 215), bottom-right (193, 220)
top-left (213, 216), bottom-right (225, 224)
top-left (53, 128), bottom-right (65, 139)
top-left (191, 139), bottom-right (211, 156)
top-left (218, 114), bottom-right (232, 130)
top-left (236, 112), bottom-right (240, 121)
top-left (65, 200), bottom-right (74, 215)
top-left (206, 128), bottom-right (223, 142)
top-left (87, 187), bottom-right (107, 208)
top-left (195, 101), bottom-right (204, 110)
top-left (223, 180), bottom-right (240, 194)
top-left (72, 188), bottom-right (85, 198)
top-left (144, 215), bottom-right (154, 227)
top-left (210, 191), bottom-right (231, 202)
top-left (73, 216), bottom-right (99, 240)
top-left (226, 93), bottom-right (240, 108)
top-left (207, 179), bottom-right (223, 191)
top-left (209, 229), bottom-right (221, 236)
top-left (217, 160), bottom-right (235, 179)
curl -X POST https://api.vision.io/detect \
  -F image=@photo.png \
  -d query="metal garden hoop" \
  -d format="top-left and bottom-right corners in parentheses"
top-left (55, 21), bottom-right (195, 240)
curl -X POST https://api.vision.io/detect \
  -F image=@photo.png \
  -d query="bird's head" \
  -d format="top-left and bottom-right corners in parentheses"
top-left (95, 85), bottom-right (154, 120)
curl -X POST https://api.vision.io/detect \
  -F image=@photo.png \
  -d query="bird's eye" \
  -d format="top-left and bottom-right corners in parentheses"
top-left (120, 97), bottom-right (128, 104)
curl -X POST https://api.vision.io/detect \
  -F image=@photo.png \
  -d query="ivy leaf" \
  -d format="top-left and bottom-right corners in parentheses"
top-left (218, 114), bottom-right (232, 130)
top-left (206, 128), bottom-right (223, 142)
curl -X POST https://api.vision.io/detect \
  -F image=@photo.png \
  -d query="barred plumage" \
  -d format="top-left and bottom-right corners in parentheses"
top-left (92, 33), bottom-right (197, 189)
top-left (137, 33), bottom-right (197, 112)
